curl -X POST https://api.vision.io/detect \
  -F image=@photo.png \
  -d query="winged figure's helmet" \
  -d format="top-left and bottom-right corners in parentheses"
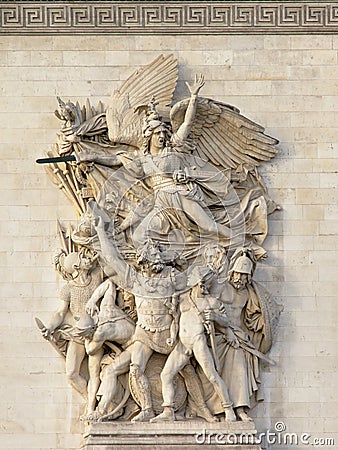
top-left (141, 97), bottom-right (171, 153)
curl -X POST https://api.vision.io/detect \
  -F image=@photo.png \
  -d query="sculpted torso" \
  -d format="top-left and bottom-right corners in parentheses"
top-left (179, 294), bottom-right (205, 341)
top-left (219, 282), bottom-right (248, 328)
top-left (136, 296), bottom-right (173, 331)
top-left (179, 292), bottom-right (219, 343)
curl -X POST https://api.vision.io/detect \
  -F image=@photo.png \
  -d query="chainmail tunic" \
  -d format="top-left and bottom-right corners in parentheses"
top-left (60, 272), bottom-right (102, 320)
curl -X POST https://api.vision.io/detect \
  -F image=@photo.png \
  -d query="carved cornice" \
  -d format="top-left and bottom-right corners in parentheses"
top-left (1, 2), bottom-right (337, 34)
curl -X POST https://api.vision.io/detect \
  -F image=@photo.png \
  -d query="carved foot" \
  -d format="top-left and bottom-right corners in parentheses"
top-left (120, 403), bottom-right (140, 421)
top-left (198, 407), bottom-right (218, 423)
top-left (236, 407), bottom-right (253, 422)
top-left (150, 407), bottom-right (175, 423)
top-left (80, 410), bottom-right (104, 422)
top-left (224, 406), bottom-right (237, 422)
top-left (131, 408), bottom-right (155, 423)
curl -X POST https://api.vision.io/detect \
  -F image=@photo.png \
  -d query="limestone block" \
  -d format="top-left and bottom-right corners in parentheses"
top-left (291, 35), bottom-right (333, 50)
top-left (283, 220), bottom-right (318, 236)
top-left (324, 418), bottom-right (338, 432)
top-left (270, 188), bottom-right (296, 206)
top-left (283, 266), bottom-right (318, 283)
top-left (63, 51), bottom-right (106, 67)
top-left (309, 250), bottom-right (337, 266)
top-left (272, 79), bottom-right (337, 96)
top-left (7, 50), bottom-right (32, 66)
top-left (105, 50), bottom-right (131, 66)
top-left (0, 433), bottom-right (58, 449)
top-left (313, 297), bottom-right (336, 311)
top-left (0, 50), bottom-right (8, 66)
top-left (291, 111), bottom-right (336, 128)
top-left (296, 310), bottom-right (337, 328)
top-left (296, 188), bottom-right (337, 205)
top-left (255, 49), bottom-right (304, 66)
top-left (302, 50), bottom-right (337, 66)
top-left (320, 173), bottom-right (338, 189)
top-left (53, 36), bottom-right (112, 52)
top-left (264, 35), bottom-right (291, 50)
top-left (313, 282), bottom-right (338, 298)
top-left (287, 65), bottom-right (321, 81)
top-left (316, 158), bottom-right (338, 172)
top-left (318, 142), bottom-right (338, 159)
top-left (302, 205), bottom-right (324, 220)
top-left (30, 50), bottom-right (63, 67)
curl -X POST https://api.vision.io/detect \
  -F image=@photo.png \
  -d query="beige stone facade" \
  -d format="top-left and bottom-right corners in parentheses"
top-left (1, 8), bottom-right (338, 449)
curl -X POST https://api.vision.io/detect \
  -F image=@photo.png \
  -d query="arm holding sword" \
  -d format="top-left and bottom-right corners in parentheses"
top-left (38, 289), bottom-right (69, 341)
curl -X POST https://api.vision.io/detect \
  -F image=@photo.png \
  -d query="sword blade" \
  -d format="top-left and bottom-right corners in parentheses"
top-left (36, 155), bottom-right (76, 164)
top-left (207, 320), bottom-right (221, 373)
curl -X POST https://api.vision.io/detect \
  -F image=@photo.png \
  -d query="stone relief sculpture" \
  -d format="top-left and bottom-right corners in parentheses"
top-left (36, 54), bottom-right (282, 426)
top-left (38, 250), bottom-right (103, 402)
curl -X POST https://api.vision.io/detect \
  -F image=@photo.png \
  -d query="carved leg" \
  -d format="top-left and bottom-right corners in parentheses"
top-left (180, 364), bottom-right (218, 423)
top-left (65, 341), bottom-right (88, 399)
top-left (97, 350), bottom-right (131, 417)
top-left (193, 337), bottom-right (236, 422)
top-left (129, 342), bottom-right (154, 422)
top-left (87, 347), bottom-right (104, 415)
top-left (151, 342), bottom-right (189, 423)
top-left (132, 209), bottom-right (163, 248)
top-left (180, 196), bottom-right (232, 239)
top-left (129, 365), bottom-right (154, 422)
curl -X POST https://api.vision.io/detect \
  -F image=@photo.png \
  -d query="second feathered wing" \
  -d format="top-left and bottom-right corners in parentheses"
top-left (106, 54), bottom-right (178, 148)
top-left (170, 97), bottom-right (279, 170)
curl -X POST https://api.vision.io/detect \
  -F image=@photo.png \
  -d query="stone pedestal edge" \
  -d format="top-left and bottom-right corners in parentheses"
top-left (81, 421), bottom-right (262, 449)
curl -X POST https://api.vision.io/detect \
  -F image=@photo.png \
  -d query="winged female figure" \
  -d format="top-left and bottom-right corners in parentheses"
top-left (43, 54), bottom-right (279, 262)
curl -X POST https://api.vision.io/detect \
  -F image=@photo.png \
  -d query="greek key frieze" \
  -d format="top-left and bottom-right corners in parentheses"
top-left (1, 2), bottom-right (337, 34)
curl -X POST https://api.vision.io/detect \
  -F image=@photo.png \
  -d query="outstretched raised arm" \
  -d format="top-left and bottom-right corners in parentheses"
top-left (94, 216), bottom-right (127, 278)
top-left (175, 74), bottom-right (205, 142)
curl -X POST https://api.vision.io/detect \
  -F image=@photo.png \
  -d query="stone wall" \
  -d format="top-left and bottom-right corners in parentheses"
top-left (1, 29), bottom-right (337, 449)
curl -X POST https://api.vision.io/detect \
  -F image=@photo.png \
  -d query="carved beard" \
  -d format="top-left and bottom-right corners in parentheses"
top-left (229, 274), bottom-right (247, 290)
top-left (151, 262), bottom-right (164, 273)
top-left (232, 279), bottom-right (247, 290)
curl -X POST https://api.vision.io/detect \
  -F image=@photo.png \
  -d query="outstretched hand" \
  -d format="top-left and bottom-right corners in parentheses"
top-left (186, 74), bottom-right (205, 96)
top-left (72, 151), bottom-right (95, 163)
top-left (41, 327), bottom-right (52, 340)
top-left (94, 215), bottom-right (104, 230)
top-left (62, 125), bottom-right (80, 143)
top-left (225, 328), bottom-right (239, 348)
top-left (86, 300), bottom-right (99, 318)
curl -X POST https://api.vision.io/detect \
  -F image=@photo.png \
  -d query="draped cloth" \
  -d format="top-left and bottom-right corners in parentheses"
top-left (197, 281), bottom-right (280, 414)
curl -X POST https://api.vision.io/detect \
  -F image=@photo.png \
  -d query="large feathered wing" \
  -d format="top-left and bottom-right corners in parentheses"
top-left (106, 54), bottom-right (178, 148)
top-left (170, 97), bottom-right (279, 169)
